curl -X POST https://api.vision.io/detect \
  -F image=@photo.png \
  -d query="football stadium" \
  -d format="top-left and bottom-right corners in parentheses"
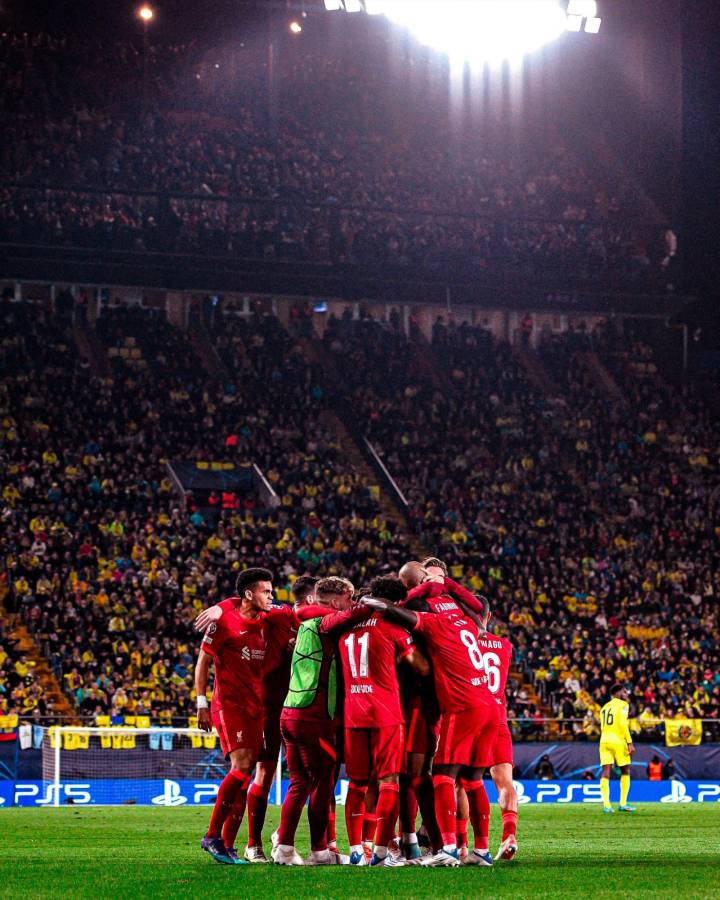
top-left (1, 0), bottom-right (720, 896)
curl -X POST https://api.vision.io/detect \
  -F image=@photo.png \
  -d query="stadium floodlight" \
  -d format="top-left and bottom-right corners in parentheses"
top-left (323, 1), bottom-right (343, 10)
top-left (289, 20), bottom-right (303, 34)
top-left (356, 1), bottom-right (568, 66)
top-left (566, 0), bottom-right (602, 33)
top-left (565, 14), bottom-right (583, 31)
top-left (137, 4), bottom-right (154, 22)
top-left (344, 0), bottom-right (364, 11)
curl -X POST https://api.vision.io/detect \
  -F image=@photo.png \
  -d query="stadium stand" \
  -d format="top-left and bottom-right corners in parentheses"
top-left (0, 30), bottom-right (674, 290)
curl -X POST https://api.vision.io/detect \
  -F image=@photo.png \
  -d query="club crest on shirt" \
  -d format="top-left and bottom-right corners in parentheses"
top-left (206, 623), bottom-right (217, 636)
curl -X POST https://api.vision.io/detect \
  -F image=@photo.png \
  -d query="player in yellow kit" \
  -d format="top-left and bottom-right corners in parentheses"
top-left (598, 684), bottom-right (635, 813)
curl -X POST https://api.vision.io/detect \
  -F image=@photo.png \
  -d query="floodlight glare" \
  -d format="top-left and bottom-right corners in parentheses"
top-left (565, 15), bottom-right (582, 31)
top-left (323, 1), bottom-right (343, 10)
top-left (344, 0), bottom-right (363, 11)
top-left (567, 0), bottom-right (597, 16)
top-left (584, 17), bottom-right (602, 34)
top-left (366, 1), bottom-right (568, 66)
top-left (138, 5), bottom-right (154, 22)
top-left (289, 20), bottom-right (303, 34)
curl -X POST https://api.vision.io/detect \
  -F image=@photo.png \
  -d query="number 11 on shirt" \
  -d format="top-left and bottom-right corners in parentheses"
top-left (344, 632), bottom-right (369, 678)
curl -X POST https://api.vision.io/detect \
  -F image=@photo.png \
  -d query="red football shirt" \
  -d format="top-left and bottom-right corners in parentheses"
top-left (264, 606), bottom-right (300, 710)
top-left (201, 606), bottom-right (268, 720)
top-left (414, 610), bottom-right (495, 714)
top-left (215, 600), bottom-right (298, 710)
top-left (478, 631), bottom-right (513, 725)
top-left (338, 616), bottom-right (416, 728)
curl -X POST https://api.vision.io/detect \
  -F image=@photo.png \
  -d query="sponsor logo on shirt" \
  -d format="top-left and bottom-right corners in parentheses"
top-left (351, 684), bottom-right (374, 694)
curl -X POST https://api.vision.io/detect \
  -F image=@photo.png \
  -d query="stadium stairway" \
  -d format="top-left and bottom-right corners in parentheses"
top-left (512, 345), bottom-right (560, 397)
top-left (73, 322), bottom-right (110, 377)
top-left (582, 351), bottom-right (626, 404)
top-left (186, 321), bottom-right (227, 379)
top-left (293, 334), bottom-right (428, 560)
top-left (5, 608), bottom-right (78, 724)
top-left (318, 407), bottom-right (428, 562)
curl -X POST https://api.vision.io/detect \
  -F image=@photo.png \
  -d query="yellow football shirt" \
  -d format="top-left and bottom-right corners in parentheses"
top-left (600, 697), bottom-right (632, 746)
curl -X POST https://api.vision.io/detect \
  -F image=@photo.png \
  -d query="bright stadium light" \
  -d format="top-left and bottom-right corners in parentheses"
top-left (566, 0), bottom-right (602, 33)
top-left (357, 1), bottom-right (568, 66)
top-left (137, 4), bottom-right (154, 22)
top-left (289, 20), bottom-right (303, 34)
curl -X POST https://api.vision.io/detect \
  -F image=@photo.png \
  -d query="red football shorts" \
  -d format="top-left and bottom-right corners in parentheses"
top-left (258, 703), bottom-right (283, 764)
top-left (480, 721), bottom-right (514, 768)
top-left (212, 704), bottom-right (264, 760)
top-left (345, 724), bottom-right (406, 781)
top-left (434, 705), bottom-right (500, 768)
top-left (405, 696), bottom-right (439, 757)
top-left (281, 713), bottom-right (339, 781)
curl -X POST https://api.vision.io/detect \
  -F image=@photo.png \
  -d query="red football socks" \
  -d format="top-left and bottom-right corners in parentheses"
top-left (246, 781), bottom-right (270, 848)
top-left (374, 782), bottom-right (400, 850)
top-left (207, 769), bottom-right (250, 843)
top-left (432, 774), bottom-right (457, 848)
top-left (456, 816), bottom-right (469, 848)
top-left (502, 810), bottom-right (519, 841)
top-left (345, 782), bottom-right (368, 847)
top-left (464, 780), bottom-right (490, 850)
top-left (362, 813), bottom-right (377, 844)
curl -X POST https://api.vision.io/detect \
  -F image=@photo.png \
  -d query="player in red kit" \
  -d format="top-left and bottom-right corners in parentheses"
top-left (195, 567), bottom-right (276, 865)
top-left (194, 575), bottom-right (317, 862)
top-left (273, 577), bottom-right (370, 866)
top-left (396, 560), bottom-right (490, 861)
top-left (338, 576), bottom-right (429, 868)
top-left (477, 606), bottom-right (518, 861)
top-left (240, 576), bottom-right (319, 862)
top-left (366, 585), bottom-right (501, 868)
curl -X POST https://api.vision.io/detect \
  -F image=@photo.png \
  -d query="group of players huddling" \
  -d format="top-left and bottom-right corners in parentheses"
top-left (192, 558), bottom-right (519, 868)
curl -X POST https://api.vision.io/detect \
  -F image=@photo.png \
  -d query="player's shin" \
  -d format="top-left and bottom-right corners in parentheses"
top-left (207, 769), bottom-right (250, 839)
top-left (432, 774), bottom-right (459, 852)
top-left (399, 774), bottom-right (419, 835)
top-left (502, 810), bottom-right (518, 841)
top-left (620, 774), bottom-right (631, 807)
top-left (246, 782), bottom-right (270, 848)
top-left (373, 782), bottom-right (401, 858)
top-left (463, 780), bottom-right (490, 852)
top-left (600, 776), bottom-right (611, 808)
top-left (345, 781), bottom-right (368, 853)
top-left (308, 770), bottom-right (335, 851)
top-left (219, 772), bottom-right (252, 848)
top-left (414, 774), bottom-right (443, 851)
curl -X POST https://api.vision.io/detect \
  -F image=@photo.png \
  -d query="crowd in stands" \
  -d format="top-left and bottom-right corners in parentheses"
top-left (0, 297), bottom-right (408, 723)
top-left (1, 292), bottom-right (718, 736)
top-left (323, 310), bottom-right (720, 739)
top-left (0, 30), bottom-right (673, 288)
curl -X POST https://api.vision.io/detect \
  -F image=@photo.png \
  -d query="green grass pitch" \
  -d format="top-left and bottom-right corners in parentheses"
top-left (2, 804), bottom-right (719, 898)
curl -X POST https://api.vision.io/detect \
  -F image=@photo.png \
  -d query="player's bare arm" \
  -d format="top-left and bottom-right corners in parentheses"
top-left (194, 647), bottom-right (213, 732)
top-left (402, 646), bottom-right (430, 677)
